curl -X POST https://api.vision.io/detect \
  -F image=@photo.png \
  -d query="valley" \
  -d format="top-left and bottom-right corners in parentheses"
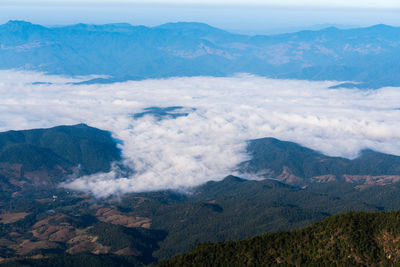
top-left (1, 125), bottom-right (400, 265)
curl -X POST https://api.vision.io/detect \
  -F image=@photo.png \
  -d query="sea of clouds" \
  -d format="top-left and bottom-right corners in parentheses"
top-left (1, 70), bottom-right (400, 197)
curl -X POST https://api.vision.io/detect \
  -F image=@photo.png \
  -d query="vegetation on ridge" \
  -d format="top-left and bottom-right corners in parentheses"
top-left (159, 211), bottom-right (400, 266)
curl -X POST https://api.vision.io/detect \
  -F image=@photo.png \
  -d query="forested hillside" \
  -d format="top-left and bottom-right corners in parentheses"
top-left (2, 125), bottom-right (400, 265)
top-left (159, 211), bottom-right (400, 266)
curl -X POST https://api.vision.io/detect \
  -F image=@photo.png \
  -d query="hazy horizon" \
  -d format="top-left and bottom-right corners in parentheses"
top-left (1, 1), bottom-right (400, 34)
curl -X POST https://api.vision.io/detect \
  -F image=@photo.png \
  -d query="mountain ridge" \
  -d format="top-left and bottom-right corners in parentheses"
top-left (2, 21), bottom-right (400, 88)
top-left (0, 124), bottom-right (121, 194)
top-left (240, 137), bottom-right (400, 188)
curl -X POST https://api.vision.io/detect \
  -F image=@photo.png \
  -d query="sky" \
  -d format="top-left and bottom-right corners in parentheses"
top-left (1, 0), bottom-right (400, 34)
top-left (2, 71), bottom-right (400, 197)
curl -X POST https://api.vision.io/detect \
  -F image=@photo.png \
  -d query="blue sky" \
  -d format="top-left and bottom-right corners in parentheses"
top-left (1, 0), bottom-right (400, 33)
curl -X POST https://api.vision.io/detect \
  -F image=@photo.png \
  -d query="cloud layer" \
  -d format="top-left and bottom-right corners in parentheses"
top-left (1, 71), bottom-right (400, 197)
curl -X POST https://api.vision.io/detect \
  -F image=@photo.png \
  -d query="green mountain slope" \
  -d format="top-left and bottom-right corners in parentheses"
top-left (2, 126), bottom-right (400, 265)
top-left (240, 138), bottom-right (400, 186)
top-left (119, 173), bottom-right (400, 260)
top-left (0, 124), bottom-right (121, 174)
top-left (0, 124), bottom-right (121, 192)
top-left (159, 211), bottom-right (400, 266)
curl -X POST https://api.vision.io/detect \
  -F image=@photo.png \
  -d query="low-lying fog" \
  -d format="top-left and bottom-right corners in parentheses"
top-left (1, 70), bottom-right (400, 197)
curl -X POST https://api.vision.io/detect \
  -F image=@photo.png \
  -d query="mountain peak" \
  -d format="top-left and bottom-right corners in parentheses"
top-left (61, 22), bottom-right (142, 33)
top-left (223, 175), bottom-right (246, 183)
top-left (1, 20), bottom-right (45, 31)
top-left (156, 21), bottom-right (229, 35)
top-left (370, 23), bottom-right (393, 29)
top-left (157, 22), bottom-right (216, 30)
top-left (322, 26), bottom-right (339, 31)
top-left (362, 24), bottom-right (396, 33)
top-left (6, 20), bottom-right (32, 26)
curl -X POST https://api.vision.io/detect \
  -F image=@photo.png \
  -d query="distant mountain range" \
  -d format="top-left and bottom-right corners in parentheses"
top-left (1, 21), bottom-right (400, 88)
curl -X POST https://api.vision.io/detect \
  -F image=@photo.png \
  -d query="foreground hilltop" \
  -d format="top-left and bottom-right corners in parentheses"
top-left (159, 211), bottom-right (400, 266)
top-left (1, 21), bottom-right (400, 88)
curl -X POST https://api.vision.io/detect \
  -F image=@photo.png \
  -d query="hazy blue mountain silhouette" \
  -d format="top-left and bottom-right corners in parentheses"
top-left (2, 20), bottom-right (400, 88)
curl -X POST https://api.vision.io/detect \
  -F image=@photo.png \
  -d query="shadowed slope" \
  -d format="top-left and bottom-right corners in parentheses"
top-left (159, 211), bottom-right (400, 266)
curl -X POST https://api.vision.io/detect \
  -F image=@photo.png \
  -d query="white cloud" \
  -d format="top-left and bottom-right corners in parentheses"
top-left (1, 71), bottom-right (400, 197)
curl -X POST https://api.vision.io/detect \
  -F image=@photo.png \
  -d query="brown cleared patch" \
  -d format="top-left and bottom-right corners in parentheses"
top-left (67, 234), bottom-right (110, 255)
top-left (48, 227), bottom-right (76, 243)
top-left (96, 207), bottom-right (151, 229)
top-left (23, 165), bottom-right (69, 186)
top-left (114, 247), bottom-right (138, 256)
top-left (0, 163), bottom-right (22, 180)
top-left (31, 214), bottom-right (85, 243)
top-left (0, 162), bottom-right (71, 189)
top-left (310, 175), bottom-right (337, 183)
top-left (276, 166), bottom-right (304, 186)
top-left (32, 223), bottom-right (76, 243)
top-left (35, 198), bottom-right (53, 203)
top-left (11, 192), bottom-right (22, 198)
top-left (9, 240), bottom-right (62, 255)
top-left (0, 212), bottom-right (29, 224)
top-left (342, 175), bottom-right (400, 189)
top-left (32, 214), bottom-right (75, 229)
top-left (67, 240), bottom-right (110, 254)
top-left (9, 178), bottom-right (26, 188)
top-left (141, 222), bottom-right (151, 229)
top-left (31, 254), bottom-right (46, 259)
top-left (23, 170), bottom-right (54, 186)
top-left (8, 232), bottom-right (21, 238)
top-left (134, 196), bottom-right (149, 205)
top-left (67, 233), bottom-right (96, 245)
top-left (0, 238), bottom-right (15, 247)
